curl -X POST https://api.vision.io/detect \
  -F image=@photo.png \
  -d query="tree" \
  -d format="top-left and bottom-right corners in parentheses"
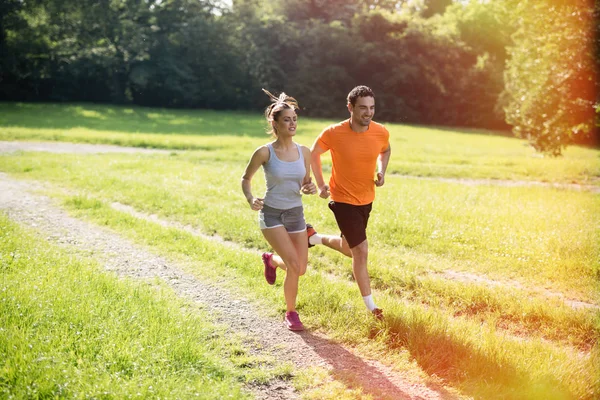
top-left (503, 0), bottom-right (597, 155)
top-left (421, 0), bottom-right (453, 18)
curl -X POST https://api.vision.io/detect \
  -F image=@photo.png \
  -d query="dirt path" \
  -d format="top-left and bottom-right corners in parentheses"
top-left (438, 270), bottom-right (598, 311)
top-left (394, 174), bottom-right (600, 194)
top-left (0, 173), bottom-right (456, 399)
top-left (0, 140), bottom-right (175, 154)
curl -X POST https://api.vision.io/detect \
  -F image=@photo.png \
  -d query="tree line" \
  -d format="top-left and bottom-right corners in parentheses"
top-left (0, 0), bottom-right (597, 155)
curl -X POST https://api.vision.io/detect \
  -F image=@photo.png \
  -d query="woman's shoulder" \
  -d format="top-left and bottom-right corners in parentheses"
top-left (298, 144), bottom-right (311, 156)
top-left (257, 143), bottom-right (272, 150)
top-left (252, 144), bottom-right (271, 160)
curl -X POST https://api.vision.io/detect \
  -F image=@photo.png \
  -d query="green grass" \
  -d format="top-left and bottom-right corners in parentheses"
top-left (3, 151), bottom-right (597, 299)
top-left (1, 102), bottom-right (599, 399)
top-left (1, 102), bottom-right (599, 184)
top-left (0, 214), bottom-right (293, 399)
top-left (56, 193), bottom-right (599, 400)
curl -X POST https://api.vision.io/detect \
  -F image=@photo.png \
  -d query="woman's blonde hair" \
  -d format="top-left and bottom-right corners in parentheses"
top-left (263, 89), bottom-right (299, 136)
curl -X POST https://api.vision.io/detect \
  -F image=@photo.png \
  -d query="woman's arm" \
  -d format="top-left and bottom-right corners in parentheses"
top-left (300, 146), bottom-right (316, 195)
top-left (241, 146), bottom-right (269, 210)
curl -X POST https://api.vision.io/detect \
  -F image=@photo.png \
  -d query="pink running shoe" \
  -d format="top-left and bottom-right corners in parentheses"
top-left (262, 252), bottom-right (276, 285)
top-left (285, 311), bottom-right (305, 331)
top-left (306, 224), bottom-right (317, 248)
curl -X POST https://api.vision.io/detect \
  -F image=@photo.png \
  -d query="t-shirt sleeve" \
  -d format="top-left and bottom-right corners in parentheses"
top-left (316, 127), bottom-right (332, 151)
top-left (381, 127), bottom-right (390, 152)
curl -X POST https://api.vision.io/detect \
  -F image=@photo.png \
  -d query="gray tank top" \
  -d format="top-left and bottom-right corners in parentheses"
top-left (263, 143), bottom-right (305, 209)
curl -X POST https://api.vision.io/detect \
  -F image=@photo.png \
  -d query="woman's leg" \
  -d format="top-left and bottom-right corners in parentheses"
top-left (261, 227), bottom-right (303, 312)
top-left (288, 231), bottom-right (308, 275)
top-left (270, 253), bottom-right (287, 271)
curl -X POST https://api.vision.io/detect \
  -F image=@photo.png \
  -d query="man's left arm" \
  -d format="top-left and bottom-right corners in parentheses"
top-left (375, 144), bottom-right (391, 187)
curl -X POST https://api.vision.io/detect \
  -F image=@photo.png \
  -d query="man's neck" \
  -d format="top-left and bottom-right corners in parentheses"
top-left (349, 118), bottom-right (369, 133)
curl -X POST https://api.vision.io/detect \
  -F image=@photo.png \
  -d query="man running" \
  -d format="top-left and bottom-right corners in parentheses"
top-left (309, 85), bottom-right (391, 318)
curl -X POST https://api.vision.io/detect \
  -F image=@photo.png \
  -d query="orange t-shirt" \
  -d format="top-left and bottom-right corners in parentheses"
top-left (316, 120), bottom-right (390, 206)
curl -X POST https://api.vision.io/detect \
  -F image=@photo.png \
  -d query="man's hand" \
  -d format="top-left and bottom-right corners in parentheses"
top-left (375, 172), bottom-right (385, 187)
top-left (318, 184), bottom-right (330, 199)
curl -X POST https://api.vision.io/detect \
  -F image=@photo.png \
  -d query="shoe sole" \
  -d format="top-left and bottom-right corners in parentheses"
top-left (288, 325), bottom-right (305, 331)
top-left (286, 322), bottom-right (305, 331)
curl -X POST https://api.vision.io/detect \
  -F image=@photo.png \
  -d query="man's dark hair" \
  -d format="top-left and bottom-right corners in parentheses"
top-left (347, 85), bottom-right (375, 106)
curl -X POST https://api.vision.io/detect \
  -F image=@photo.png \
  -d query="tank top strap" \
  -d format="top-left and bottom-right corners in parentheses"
top-left (295, 143), bottom-right (304, 163)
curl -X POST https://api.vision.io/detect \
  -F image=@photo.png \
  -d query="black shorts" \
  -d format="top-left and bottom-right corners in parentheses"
top-left (328, 201), bottom-right (372, 249)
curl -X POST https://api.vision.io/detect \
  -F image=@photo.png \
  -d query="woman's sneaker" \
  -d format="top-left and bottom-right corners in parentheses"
top-left (285, 311), bottom-right (305, 331)
top-left (262, 252), bottom-right (276, 285)
top-left (306, 224), bottom-right (317, 248)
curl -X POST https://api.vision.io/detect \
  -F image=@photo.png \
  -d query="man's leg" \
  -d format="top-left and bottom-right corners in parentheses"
top-left (309, 202), bottom-right (381, 316)
top-left (349, 239), bottom-right (370, 296)
top-left (319, 234), bottom-right (352, 257)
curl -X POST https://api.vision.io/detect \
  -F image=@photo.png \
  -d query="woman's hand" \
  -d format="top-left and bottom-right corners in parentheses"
top-left (301, 177), bottom-right (317, 195)
top-left (248, 197), bottom-right (264, 211)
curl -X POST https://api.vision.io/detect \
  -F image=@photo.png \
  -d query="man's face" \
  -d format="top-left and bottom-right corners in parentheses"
top-left (348, 96), bottom-right (375, 127)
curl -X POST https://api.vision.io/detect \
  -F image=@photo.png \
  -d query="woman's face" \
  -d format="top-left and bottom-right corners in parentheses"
top-left (273, 108), bottom-right (297, 137)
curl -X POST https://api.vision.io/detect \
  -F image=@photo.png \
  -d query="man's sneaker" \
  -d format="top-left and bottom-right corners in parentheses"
top-left (285, 311), bottom-right (305, 331)
top-left (307, 224), bottom-right (317, 248)
top-left (262, 252), bottom-right (276, 285)
top-left (372, 308), bottom-right (384, 321)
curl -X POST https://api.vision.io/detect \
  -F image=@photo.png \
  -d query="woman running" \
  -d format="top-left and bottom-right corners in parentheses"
top-left (241, 89), bottom-right (316, 331)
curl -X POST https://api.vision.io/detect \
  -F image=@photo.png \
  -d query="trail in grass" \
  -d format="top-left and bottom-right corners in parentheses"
top-left (109, 201), bottom-right (597, 312)
top-left (0, 173), bottom-right (455, 400)
top-left (1, 142), bottom-right (594, 310)
top-left (1, 140), bottom-right (598, 192)
top-left (393, 174), bottom-right (600, 193)
top-left (0, 140), bottom-right (175, 154)
top-left (438, 270), bottom-right (598, 311)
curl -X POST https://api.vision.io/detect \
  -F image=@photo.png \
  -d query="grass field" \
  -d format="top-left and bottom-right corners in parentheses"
top-left (1, 102), bottom-right (599, 399)
top-left (0, 214), bottom-right (289, 399)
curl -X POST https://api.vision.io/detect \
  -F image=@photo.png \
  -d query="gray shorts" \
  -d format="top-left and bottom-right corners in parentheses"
top-left (259, 204), bottom-right (306, 233)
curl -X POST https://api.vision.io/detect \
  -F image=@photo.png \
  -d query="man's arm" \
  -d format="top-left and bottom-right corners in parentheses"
top-left (310, 142), bottom-right (330, 199)
top-left (375, 145), bottom-right (391, 187)
top-left (300, 146), bottom-right (317, 195)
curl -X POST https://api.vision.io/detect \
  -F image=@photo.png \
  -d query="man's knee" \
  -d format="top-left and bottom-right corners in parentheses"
top-left (350, 240), bottom-right (368, 259)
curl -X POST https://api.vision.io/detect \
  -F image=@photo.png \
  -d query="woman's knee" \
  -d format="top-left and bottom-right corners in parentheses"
top-left (285, 259), bottom-right (301, 274)
top-left (298, 264), bottom-right (307, 276)
top-left (287, 260), bottom-right (307, 276)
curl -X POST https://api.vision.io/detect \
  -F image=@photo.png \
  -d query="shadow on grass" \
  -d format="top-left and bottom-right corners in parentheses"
top-left (0, 102), bottom-right (265, 137)
top-left (297, 330), bottom-right (462, 400)
top-left (374, 315), bottom-right (575, 400)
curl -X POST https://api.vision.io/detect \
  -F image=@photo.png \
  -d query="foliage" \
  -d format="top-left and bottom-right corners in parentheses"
top-left (0, 0), bottom-right (251, 107)
top-left (502, 0), bottom-right (598, 155)
top-left (0, 0), bottom-right (598, 151)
